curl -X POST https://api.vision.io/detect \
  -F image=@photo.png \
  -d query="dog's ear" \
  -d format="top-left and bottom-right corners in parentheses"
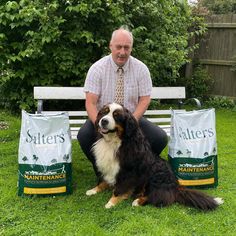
top-left (94, 113), bottom-right (100, 130)
top-left (123, 108), bottom-right (138, 139)
top-left (94, 104), bottom-right (108, 130)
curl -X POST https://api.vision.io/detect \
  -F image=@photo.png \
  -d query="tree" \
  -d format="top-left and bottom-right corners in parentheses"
top-left (0, 0), bottom-right (205, 111)
top-left (193, 0), bottom-right (236, 14)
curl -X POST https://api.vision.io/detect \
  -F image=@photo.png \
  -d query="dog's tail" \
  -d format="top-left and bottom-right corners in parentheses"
top-left (175, 187), bottom-right (223, 211)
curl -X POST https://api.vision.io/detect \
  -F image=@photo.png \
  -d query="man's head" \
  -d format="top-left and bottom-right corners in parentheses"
top-left (109, 26), bottom-right (133, 67)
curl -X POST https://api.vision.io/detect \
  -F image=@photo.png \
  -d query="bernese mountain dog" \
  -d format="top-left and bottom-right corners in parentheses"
top-left (86, 103), bottom-right (223, 210)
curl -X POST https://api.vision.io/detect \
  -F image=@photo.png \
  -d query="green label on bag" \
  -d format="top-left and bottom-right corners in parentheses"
top-left (168, 155), bottom-right (218, 188)
top-left (18, 163), bottom-right (72, 195)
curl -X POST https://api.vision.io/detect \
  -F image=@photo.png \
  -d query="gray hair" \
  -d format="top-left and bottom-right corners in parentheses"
top-left (110, 25), bottom-right (133, 46)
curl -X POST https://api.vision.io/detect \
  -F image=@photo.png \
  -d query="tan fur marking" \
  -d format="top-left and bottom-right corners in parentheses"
top-left (95, 181), bottom-right (110, 192)
top-left (115, 124), bottom-right (124, 138)
top-left (86, 181), bottom-right (110, 196)
top-left (106, 191), bottom-right (132, 207)
top-left (137, 196), bottom-right (148, 205)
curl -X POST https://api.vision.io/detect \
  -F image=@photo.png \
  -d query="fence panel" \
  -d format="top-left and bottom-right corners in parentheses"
top-left (195, 14), bottom-right (236, 97)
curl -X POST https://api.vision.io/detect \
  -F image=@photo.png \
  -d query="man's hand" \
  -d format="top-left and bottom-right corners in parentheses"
top-left (132, 96), bottom-right (151, 121)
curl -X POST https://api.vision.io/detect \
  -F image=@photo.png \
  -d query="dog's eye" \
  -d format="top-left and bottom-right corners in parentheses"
top-left (102, 107), bottom-right (109, 114)
top-left (113, 110), bottom-right (123, 120)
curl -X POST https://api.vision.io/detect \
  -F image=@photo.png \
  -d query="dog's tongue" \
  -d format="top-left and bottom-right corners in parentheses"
top-left (100, 128), bottom-right (109, 134)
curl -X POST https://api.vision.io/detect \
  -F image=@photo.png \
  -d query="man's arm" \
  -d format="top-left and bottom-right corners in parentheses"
top-left (85, 92), bottom-right (99, 124)
top-left (132, 95), bottom-right (151, 121)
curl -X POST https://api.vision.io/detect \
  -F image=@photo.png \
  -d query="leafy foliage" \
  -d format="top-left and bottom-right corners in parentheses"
top-left (179, 65), bottom-right (214, 99)
top-left (0, 0), bottom-right (205, 111)
top-left (204, 96), bottom-right (235, 109)
top-left (198, 0), bottom-right (236, 14)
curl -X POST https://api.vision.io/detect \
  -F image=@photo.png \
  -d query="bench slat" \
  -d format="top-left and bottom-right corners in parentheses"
top-left (144, 109), bottom-right (185, 115)
top-left (147, 118), bottom-right (171, 123)
top-left (68, 111), bottom-right (87, 116)
top-left (34, 87), bottom-right (85, 100)
top-left (41, 110), bottom-right (185, 117)
top-left (41, 111), bottom-right (87, 117)
top-left (70, 125), bottom-right (171, 132)
top-left (151, 87), bottom-right (185, 99)
top-left (69, 119), bottom-right (87, 125)
top-left (34, 86), bottom-right (185, 100)
top-left (145, 110), bottom-right (171, 115)
top-left (68, 118), bottom-right (171, 126)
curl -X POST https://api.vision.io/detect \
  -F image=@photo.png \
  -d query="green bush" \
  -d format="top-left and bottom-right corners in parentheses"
top-left (0, 0), bottom-right (205, 111)
top-left (180, 65), bottom-right (213, 99)
top-left (204, 96), bottom-right (235, 109)
top-left (198, 0), bottom-right (236, 14)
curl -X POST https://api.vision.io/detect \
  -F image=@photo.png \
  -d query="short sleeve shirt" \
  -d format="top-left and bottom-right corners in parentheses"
top-left (84, 54), bottom-right (152, 113)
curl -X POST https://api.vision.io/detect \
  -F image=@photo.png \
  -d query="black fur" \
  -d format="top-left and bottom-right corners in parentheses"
top-left (94, 104), bottom-right (221, 211)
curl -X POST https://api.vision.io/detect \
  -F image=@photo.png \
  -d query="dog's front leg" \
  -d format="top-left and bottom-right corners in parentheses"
top-left (86, 181), bottom-right (110, 196)
top-left (132, 196), bottom-right (148, 207)
top-left (105, 191), bottom-right (132, 209)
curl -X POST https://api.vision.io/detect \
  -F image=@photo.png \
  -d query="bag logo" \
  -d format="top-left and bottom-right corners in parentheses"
top-left (26, 129), bottom-right (65, 144)
top-left (178, 127), bottom-right (214, 140)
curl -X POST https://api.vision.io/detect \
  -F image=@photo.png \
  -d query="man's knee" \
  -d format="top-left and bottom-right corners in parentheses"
top-left (77, 120), bottom-right (96, 151)
top-left (139, 117), bottom-right (168, 154)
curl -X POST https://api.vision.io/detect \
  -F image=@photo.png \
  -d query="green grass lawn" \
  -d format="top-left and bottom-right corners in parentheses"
top-left (0, 109), bottom-right (236, 236)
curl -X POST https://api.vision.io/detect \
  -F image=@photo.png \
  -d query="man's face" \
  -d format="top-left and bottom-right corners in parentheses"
top-left (109, 31), bottom-right (132, 67)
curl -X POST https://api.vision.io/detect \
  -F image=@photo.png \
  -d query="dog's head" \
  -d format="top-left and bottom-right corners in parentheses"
top-left (95, 103), bottom-right (138, 139)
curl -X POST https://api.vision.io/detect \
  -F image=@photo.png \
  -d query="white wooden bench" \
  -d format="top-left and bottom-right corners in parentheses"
top-left (34, 86), bottom-right (201, 139)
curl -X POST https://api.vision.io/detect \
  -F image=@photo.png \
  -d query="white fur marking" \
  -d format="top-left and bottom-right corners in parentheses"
top-left (214, 197), bottom-right (224, 205)
top-left (86, 188), bottom-right (98, 196)
top-left (92, 137), bottom-right (121, 185)
top-left (132, 199), bottom-right (140, 207)
top-left (99, 103), bottom-right (123, 131)
top-left (105, 201), bottom-right (115, 209)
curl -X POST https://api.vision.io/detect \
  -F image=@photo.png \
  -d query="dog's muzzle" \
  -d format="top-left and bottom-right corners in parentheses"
top-left (99, 117), bottom-right (116, 134)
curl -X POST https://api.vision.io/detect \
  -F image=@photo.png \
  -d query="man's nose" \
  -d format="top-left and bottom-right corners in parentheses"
top-left (119, 47), bottom-right (126, 54)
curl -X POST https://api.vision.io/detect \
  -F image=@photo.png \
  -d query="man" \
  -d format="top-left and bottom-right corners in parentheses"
top-left (77, 26), bottom-right (168, 180)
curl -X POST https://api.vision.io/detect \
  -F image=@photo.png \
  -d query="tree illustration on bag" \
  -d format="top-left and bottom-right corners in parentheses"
top-left (22, 156), bottom-right (28, 162)
top-left (63, 154), bottom-right (70, 162)
top-left (51, 159), bottom-right (57, 164)
top-left (176, 150), bottom-right (183, 156)
top-left (186, 149), bottom-right (191, 157)
top-left (33, 154), bottom-right (39, 163)
top-left (213, 147), bottom-right (216, 154)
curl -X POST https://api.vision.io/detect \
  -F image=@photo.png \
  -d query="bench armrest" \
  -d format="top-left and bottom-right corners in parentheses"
top-left (37, 99), bottom-right (43, 113)
top-left (185, 98), bottom-right (202, 108)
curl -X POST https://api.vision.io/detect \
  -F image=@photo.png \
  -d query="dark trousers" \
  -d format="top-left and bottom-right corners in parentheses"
top-left (77, 117), bottom-right (168, 182)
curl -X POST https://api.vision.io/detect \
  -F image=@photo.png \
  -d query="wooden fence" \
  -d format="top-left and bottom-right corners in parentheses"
top-left (193, 14), bottom-right (236, 98)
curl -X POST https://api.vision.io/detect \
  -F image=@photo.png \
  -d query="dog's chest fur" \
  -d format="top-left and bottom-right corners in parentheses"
top-left (92, 135), bottom-right (121, 185)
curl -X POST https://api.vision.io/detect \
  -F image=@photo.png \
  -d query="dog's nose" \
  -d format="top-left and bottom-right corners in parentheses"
top-left (101, 118), bottom-right (109, 127)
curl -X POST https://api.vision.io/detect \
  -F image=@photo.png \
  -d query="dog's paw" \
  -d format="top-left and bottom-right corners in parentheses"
top-left (105, 201), bottom-right (115, 209)
top-left (86, 188), bottom-right (97, 196)
top-left (132, 199), bottom-right (140, 207)
top-left (214, 197), bottom-right (224, 205)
